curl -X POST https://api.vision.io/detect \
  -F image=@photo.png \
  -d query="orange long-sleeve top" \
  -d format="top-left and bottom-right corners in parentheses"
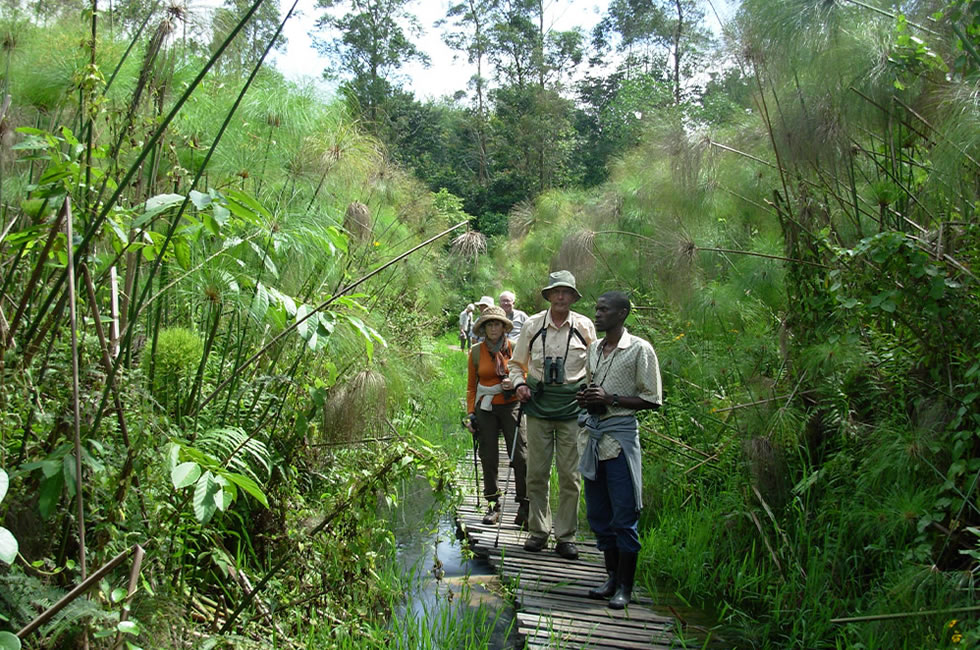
top-left (466, 340), bottom-right (520, 414)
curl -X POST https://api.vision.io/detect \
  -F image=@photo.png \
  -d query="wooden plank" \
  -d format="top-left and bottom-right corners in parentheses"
top-left (518, 610), bottom-right (673, 637)
top-left (516, 590), bottom-right (672, 623)
top-left (455, 439), bottom-right (680, 649)
top-left (517, 627), bottom-right (672, 650)
top-left (516, 613), bottom-right (668, 642)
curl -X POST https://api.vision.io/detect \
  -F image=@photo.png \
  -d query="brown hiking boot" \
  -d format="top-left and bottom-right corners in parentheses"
top-left (482, 503), bottom-right (500, 525)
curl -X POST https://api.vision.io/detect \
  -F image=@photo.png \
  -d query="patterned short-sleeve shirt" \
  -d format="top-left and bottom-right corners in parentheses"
top-left (586, 329), bottom-right (662, 459)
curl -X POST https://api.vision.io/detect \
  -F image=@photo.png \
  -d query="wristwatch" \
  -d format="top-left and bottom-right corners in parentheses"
top-left (612, 394), bottom-right (619, 407)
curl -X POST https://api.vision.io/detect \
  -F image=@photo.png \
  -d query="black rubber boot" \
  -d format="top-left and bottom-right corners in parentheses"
top-left (608, 551), bottom-right (637, 610)
top-left (588, 548), bottom-right (619, 599)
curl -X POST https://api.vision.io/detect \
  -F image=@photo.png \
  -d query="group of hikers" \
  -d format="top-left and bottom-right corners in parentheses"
top-left (458, 271), bottom-right (662, 610)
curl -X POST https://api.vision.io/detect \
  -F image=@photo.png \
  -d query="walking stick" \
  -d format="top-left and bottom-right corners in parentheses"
top-left (468, 415), bottom-right (481, 508)
top-left (494, 402), bottom-right (525, 549)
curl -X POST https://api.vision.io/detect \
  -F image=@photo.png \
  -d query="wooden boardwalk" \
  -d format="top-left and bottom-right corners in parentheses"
top-left (456, 440), bottom-right (680, 649)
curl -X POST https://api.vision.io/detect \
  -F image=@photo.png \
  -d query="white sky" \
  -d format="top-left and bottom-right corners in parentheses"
top-left (268, 0), bottom-right (610, 99)
top-left (198, 0), bottom-right (736, 100)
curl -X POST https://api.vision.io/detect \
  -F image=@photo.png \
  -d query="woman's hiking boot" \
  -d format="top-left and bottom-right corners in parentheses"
top-left (608, 551), bottom-right (637, 610)
top-left (482, 502), bottom-right (500, 525)
top-left (588, 548), bottom-right (619, 599)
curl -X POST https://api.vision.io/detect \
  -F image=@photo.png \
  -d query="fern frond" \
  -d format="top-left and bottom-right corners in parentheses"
top-left (197, 426), bottom-right (271, 483)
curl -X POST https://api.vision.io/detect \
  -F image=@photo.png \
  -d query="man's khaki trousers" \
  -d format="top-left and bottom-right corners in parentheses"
top-left (525, 415), bottom-right (586, 543)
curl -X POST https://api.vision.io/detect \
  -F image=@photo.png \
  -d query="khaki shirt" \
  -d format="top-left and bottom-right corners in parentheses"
top-left (508, 309), bottom-right (597, 387)
top-left (586, 329), bottom-right (662, 459)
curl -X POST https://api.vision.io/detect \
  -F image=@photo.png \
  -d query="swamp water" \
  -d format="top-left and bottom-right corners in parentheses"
top-left (385, 477), bottom-right (519, 649)
top-left (384, 477), bottom-right (725, 649)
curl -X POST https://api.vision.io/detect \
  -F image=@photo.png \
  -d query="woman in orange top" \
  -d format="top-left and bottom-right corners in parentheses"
top-left (465, 306), bottom-right (529, 526)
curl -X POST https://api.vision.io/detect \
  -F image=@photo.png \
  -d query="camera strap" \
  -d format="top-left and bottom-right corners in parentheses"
top-left (528, 320), bottom-right (585, 373)
top-left (592, 337), bottom-right (619, 388)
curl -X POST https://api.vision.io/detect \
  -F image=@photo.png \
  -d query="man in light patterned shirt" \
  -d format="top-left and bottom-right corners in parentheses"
top-left (576, 291), bottom-right (661, 610)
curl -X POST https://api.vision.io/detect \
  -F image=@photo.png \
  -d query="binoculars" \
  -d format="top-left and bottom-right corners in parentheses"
top-left (543, 356), bottom-right (565, 384)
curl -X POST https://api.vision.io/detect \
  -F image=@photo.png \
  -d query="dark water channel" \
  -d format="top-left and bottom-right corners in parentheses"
top-left (386, 477), bottom-right (519, 649)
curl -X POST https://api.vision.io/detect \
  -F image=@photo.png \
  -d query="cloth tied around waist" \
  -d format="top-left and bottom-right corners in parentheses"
top-left (578, 413), bottom-right (644, 510)
top-left (474, 382), bottom-right (504, 411)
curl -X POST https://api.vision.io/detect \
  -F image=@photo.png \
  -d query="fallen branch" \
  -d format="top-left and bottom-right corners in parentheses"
top-left (642, 426), bottom-right (712, 459)
top-left (711, 392), bottom-right (813, 414)
top-left (18, 544), bottom-right (145, 640)
top-left (831, 604), bottom-right (980, 624)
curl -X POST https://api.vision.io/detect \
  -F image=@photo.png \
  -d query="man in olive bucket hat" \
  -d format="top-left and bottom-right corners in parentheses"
top-left (508, 271), bottom-right (596, 559)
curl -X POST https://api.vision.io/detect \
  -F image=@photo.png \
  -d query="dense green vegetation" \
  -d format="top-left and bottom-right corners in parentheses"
top-left (0, 0), bottom-right (978, 648)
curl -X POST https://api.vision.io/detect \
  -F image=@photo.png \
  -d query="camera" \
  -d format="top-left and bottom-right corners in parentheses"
top-left (468, 413), bottom-right (479, 432)
top-left (585, 383), bottom-right (608, 416)
top-left (543, 356), bottom-right (565, 384)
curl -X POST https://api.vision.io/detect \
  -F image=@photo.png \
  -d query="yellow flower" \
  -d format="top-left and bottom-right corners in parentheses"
top-left (672, 333), bottom-right (686, 341)
top-left (947, 620), bottom-right (958, 629)
top-left (952, 632), bottom-right (962, 643)
top-left (373, 241), bottom-right (380, 247)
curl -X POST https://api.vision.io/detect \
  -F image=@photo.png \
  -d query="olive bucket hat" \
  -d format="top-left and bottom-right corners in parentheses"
top-left (472, 305), bottom-right (513, 337)
top-left (540, 270), bottom-right (581, 303)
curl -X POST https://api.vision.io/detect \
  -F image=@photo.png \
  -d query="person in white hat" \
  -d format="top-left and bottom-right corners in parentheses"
top-left (464, 306), bottom-right (528, 526)
top-left (507, 270), bottom-right (596, 560)
top-left (471, 296), bottom-right (495, 345)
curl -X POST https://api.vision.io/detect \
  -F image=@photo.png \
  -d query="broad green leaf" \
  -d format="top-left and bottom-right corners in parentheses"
top-left (189, 190), bottom-right (212, 210)
top-left (193, 471), bottom-right (219, 524)
top-left (252, 282), bottom-right (270, 322)
top-left (296, 304), bottom-right (311, 340)
top-left (11, 134), bottom-right (49, 150)
top-left (344, 315), bottom-right (374, 361)
top-left (317, 313), bottom-right (335, 338)
top-left (325, 226), bottom-right (348, 254)
top-left (203, 212), bottom-right (220, 236)
top-left (39, 458), bottom-right (62, 478)
top-left (117, 620), bottom-right (141, 635)
top-left (0, 630), bottom-right (22, 650)
top-left (0, 469), bottom-right (7, 503)
top-left (167, 443), bottom-right (181, 472)
top-left (214, 475), bottom-right (234, 511)
top-left (38, 472), bottom-right (63, 520)
top-left (111, 587), bottom-right (127, 603)
top-left (171, 462), bottom-right (201, 490)
top-left (174, 241), bottom-right (191, 270)
top-left (0, 527), bottom-right (17, 565)
top-left (221, 472), bottom-right (268, 508)
top-left (213, 203), bottom-right (230, 225)
top-left (144, 193), bottom-right (184, 213)
top-left (225, 189), bottom-right (271, 221)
